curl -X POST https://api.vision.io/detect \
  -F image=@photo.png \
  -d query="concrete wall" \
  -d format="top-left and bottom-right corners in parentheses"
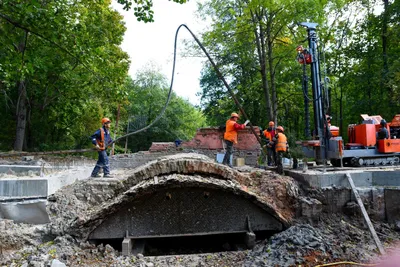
top-left (287, 169), bottom-right (400, 189)
top-left (0, 167), bottom-right (92, 199)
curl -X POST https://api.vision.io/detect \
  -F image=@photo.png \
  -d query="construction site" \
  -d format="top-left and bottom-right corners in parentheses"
top-left (1, 122), bottom-right (400, 266)
top-left (1, 0), bottom-right (400, 266)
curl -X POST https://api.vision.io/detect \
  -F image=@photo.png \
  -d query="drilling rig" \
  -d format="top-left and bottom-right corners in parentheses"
top-left (298, 23), bottom-right (400, 167)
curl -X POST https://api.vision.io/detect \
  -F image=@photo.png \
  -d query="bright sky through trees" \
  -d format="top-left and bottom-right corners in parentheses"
top-left (112, 0), bottom-right (206, 105)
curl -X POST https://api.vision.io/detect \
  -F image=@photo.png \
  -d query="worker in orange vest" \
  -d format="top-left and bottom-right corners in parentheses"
top-left (222, 112), bottom-right (249, 167)
top-left (271, 126), bottom-right (288, 174)
top-left (263, 121), bottom-right (276, 166)
top-left (90, 117), bottom-right (114, 178)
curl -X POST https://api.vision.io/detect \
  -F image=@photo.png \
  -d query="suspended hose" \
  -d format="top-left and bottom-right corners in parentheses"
top-left (110, 24), bottom-right (263, 147)
top-left (0, 24), bottom-right (263, 158)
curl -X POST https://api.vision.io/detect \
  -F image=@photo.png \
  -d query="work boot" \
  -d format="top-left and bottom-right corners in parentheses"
top-left (103, 174), bottom-right (114, 178)
top-left (91, 174), bottom-right (101, 178)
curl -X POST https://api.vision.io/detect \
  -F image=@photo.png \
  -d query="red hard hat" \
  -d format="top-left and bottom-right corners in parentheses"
top-left (277, 126), bottom-right (284, 132)
top-left (101, 117), bottom-right (111, 124)
top-left (231, 112), bottom-right (240, 118)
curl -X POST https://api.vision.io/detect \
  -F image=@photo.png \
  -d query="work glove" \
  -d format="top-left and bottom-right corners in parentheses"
top-left (244, 120), bottom-right (250, 126)
top-left (95, 144), bottom-right (101, 151)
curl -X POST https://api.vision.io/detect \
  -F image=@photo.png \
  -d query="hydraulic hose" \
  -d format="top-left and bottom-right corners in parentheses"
top-left (109, 24), bottom-right (262, 147)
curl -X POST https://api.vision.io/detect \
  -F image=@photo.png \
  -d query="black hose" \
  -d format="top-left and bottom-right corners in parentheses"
top-left (111, 24), bottom-right (263, 147)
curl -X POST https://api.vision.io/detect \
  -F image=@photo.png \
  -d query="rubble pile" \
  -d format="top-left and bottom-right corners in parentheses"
top-left (1, 154), bottom-right (400, 266)
top-left (244, 215), bottom-right (400, 266)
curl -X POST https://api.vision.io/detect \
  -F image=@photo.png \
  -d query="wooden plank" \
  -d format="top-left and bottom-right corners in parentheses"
top-left (346, 173), bottom-right (386, 255)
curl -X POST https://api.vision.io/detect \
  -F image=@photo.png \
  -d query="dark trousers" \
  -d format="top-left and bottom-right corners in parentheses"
top-left (267, 146), bottom-right (276, 166)
top-left (91, 150), bottom-right (110, 176)
top-left (222, 140), bottom-right (234, 166)
top-left (276, 151), bottom-right (288, 174)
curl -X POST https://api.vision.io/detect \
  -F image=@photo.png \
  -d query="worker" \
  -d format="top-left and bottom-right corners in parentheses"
top-left (325, 114), bottom-right (333, 138)
top-left (377, 119), bottom-right (389, 140)
top-left (263, 121), bottom-right (276, 166)
top-left (326, 115), bottom-right (332, 128)
top-left (90, 117), bottom-right (114, 178)
top-left (271, 126), bottom-right (288, 174)
top-left (222, 112), bottom-right (249, 167)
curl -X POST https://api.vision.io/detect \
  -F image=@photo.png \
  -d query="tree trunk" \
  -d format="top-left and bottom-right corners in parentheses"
top-left (381, 0), bottom-right (389, 95)
top-left (251, 9), bottom-right (273, 122)
top-left (14, 80), bottom-right (27, 151)
top-left (13, 31), bottom-right (29, 151)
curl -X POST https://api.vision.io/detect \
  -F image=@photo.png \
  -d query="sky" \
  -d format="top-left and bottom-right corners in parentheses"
top-left (111, 0), bottom-right (207, 106)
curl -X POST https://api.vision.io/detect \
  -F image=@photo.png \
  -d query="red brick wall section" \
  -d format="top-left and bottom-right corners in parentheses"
top-left (181, 127), bottom-right (261, 150)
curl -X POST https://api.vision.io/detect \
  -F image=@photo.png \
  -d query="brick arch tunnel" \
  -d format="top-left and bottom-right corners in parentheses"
top-left (47, 154), bottom-right (292, 255)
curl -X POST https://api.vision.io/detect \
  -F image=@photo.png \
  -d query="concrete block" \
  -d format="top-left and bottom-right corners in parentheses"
top-left (244, 232), bottom-right (256, 249)
top-left (122, 238), bottom-right (132, 256)
top-left (300, 197), bottom-right (322, 220)
top-left (0, 179), bottom-right (48, 197)
top-left (0, 199), bottom-right (50, 224)
top-left (51, 259), bottom-right (66, 267)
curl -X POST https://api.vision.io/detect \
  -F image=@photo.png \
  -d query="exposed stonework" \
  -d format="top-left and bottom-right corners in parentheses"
top-left (146, 127), bottom-right (262, 166)
top-left (47, 153), bottom-right (297, 241)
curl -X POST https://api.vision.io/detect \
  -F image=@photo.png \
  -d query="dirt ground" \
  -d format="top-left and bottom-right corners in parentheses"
top-left (1, 160), bottom-right (400, 267)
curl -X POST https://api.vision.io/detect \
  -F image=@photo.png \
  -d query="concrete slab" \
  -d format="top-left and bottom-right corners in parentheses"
top-left (0, 166), bottom-right (92, 198)
top-left (287, 167), bottom-right (400, 189)
top-left (0, 199), bottom-right (49, 224)
top-left (0, 179), bottom-right (48, 197)
top-left (0, 165), bottom-right (42, 175)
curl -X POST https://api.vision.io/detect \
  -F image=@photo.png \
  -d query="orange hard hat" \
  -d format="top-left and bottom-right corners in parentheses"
top-left (101, 117), bottom-right (111, 124)
top-left (269, 121), bottom-right (275, 126)
top-left (231, 112), bottom-right (240, 118)
top-left (277, 126), bottom-right (284, 132)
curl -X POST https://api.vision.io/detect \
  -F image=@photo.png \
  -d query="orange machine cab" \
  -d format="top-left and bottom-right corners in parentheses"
top-left (348, 124), bottom-right (378, 147)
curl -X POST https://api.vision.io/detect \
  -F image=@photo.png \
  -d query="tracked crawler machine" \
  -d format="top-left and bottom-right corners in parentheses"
top-left (298, 23), bottom-right (400, 167)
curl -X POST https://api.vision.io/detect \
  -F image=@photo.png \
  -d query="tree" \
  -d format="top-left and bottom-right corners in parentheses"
top-left (0, 0), bottom-right (129, 151)
top-left (122, 65), bottom-right (206, 152)
top-left (196, 0), bottom-right (334, 133)
top-left (117, 0), bottom-right (187, 22)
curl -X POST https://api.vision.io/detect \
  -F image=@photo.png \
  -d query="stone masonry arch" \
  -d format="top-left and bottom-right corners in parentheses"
top-left (47, 154), bottom-right (293, 242)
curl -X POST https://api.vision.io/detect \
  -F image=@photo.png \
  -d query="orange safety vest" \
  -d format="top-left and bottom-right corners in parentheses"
top-left (263, 130), bottom-right (272, 141)
top-left (97, 128), bottom-right (106, 150)
top-left (224, 119), bottom-right (239, 144)
top-left (275, 133), bottom-right (287, 152)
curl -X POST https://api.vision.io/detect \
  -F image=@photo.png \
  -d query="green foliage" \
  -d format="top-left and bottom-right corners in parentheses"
top-left (195, 0), bottom-right (400, 145)
top-left (120, 65), bottom-right (207, 152)
top-left (117, 0), bottom-right (187, 22)
top-left (0, 0), bottom-right (129, 151)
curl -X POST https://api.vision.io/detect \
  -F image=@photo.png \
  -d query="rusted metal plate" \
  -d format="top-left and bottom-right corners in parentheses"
top-left (89, 187), bottom-right (283, 240)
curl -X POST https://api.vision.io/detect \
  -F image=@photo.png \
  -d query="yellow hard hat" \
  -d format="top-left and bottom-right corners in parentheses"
top-left (231, 112), bottom-right (240, 118)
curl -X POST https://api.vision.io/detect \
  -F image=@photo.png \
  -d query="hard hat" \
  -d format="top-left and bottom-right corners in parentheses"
top-left (277, 126), bottom-right (284, 132)
top-left (269, 121), bottom-right (275, 126)
top-left (101, 117), bottom-right (111, 124)
top-left (231, 112), bottom-right (240, 118)
top-left (380, 119), bottom-right (387, 126)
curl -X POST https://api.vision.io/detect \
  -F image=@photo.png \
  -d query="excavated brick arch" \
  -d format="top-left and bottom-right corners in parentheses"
top-left (47, 153), bottom-right (292, 241)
